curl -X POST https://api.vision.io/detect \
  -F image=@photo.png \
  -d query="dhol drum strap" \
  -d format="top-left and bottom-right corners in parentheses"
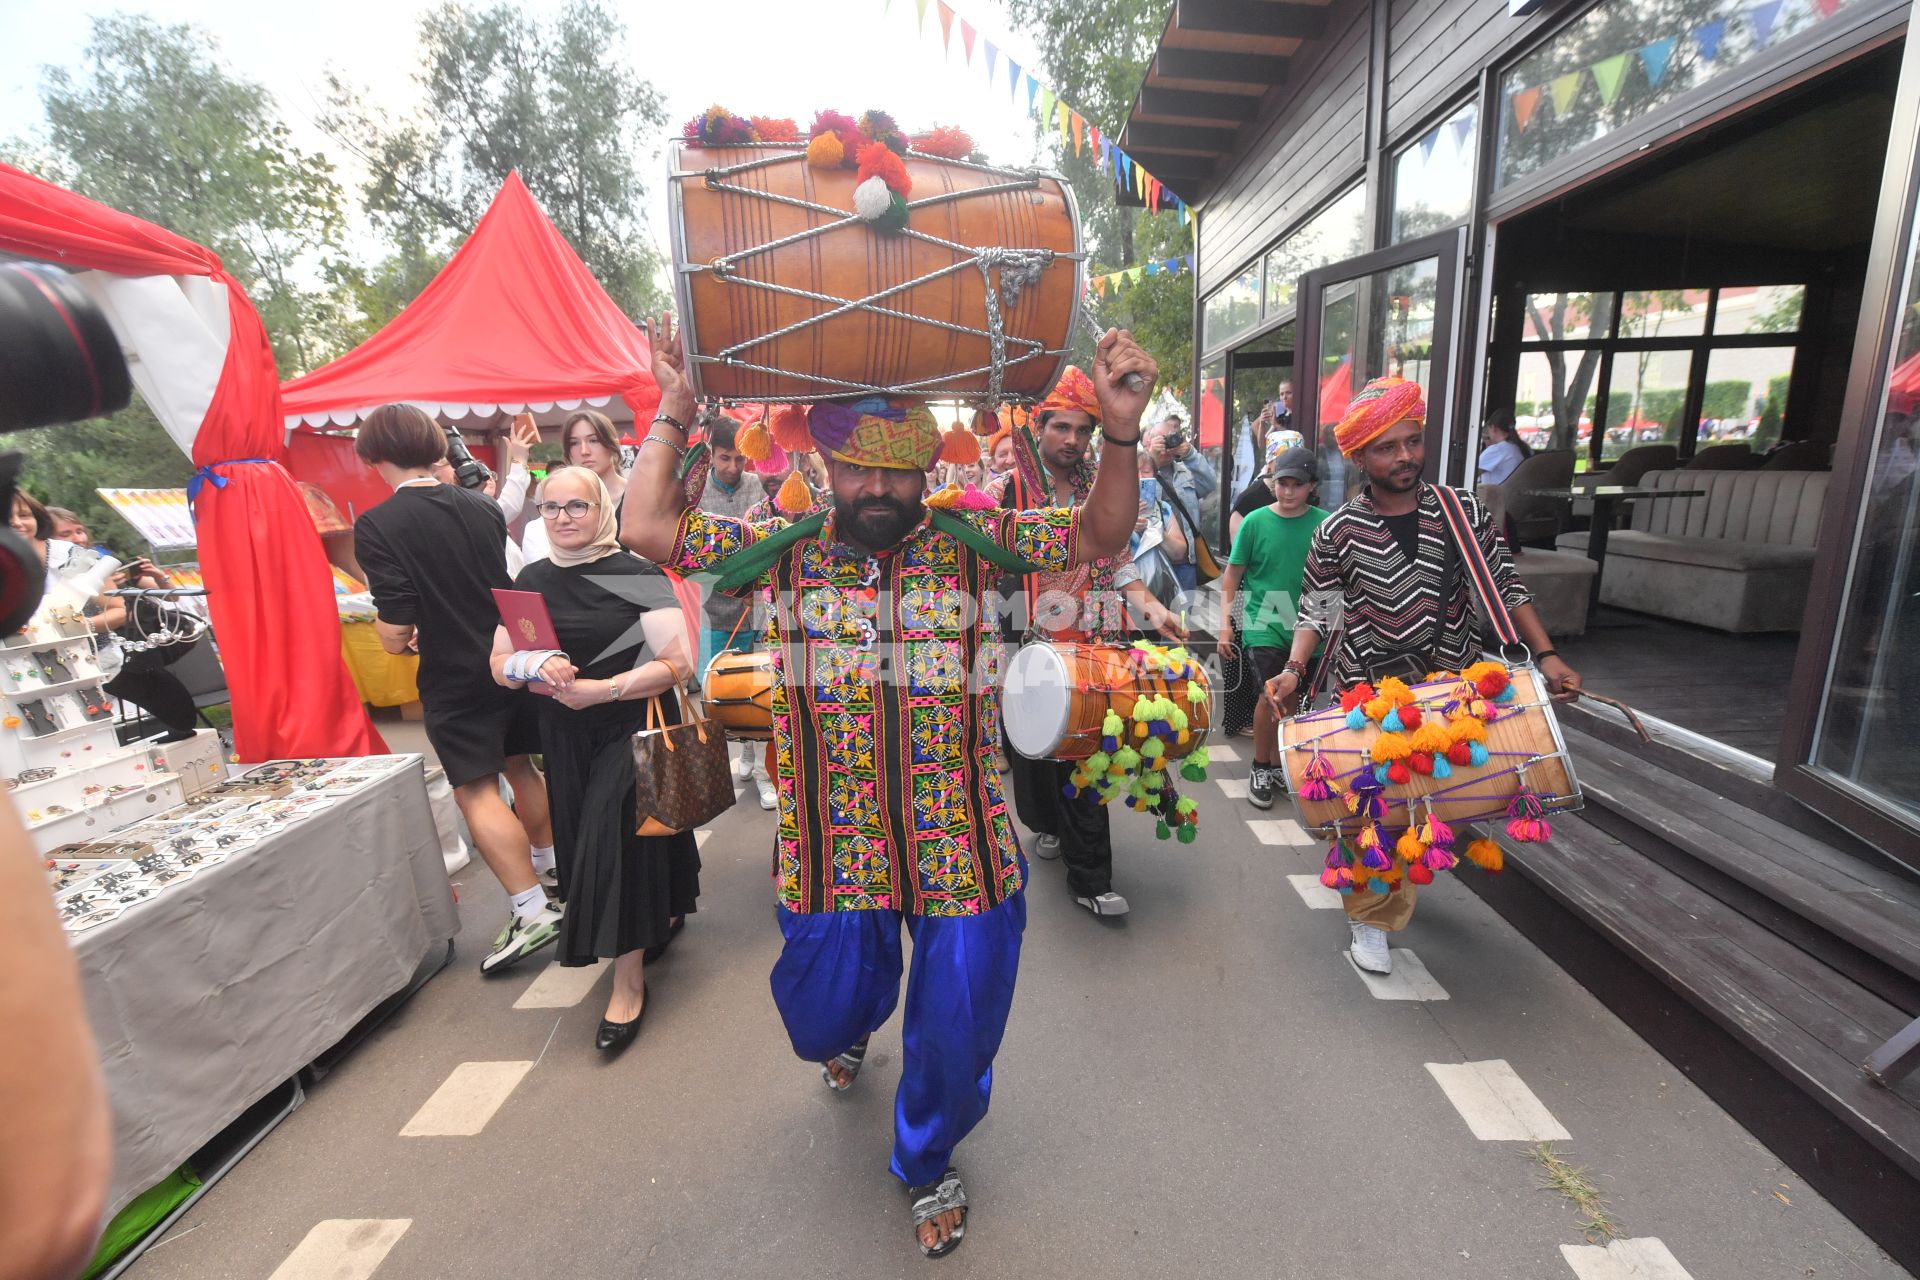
top-left (1432, 485), bottom-right (1520, 648)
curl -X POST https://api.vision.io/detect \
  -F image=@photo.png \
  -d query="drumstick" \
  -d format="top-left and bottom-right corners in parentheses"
top-left (1571, 688), bottom-right (1652, 743)
top-left (1076, 310), bottom-right (1148, 394)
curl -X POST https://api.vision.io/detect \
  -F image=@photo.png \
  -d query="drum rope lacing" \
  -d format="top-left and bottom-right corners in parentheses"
top-left (684, 150), bottom-right (1081, 404)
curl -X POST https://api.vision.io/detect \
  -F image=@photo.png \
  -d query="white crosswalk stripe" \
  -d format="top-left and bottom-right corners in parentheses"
top-left (1561, 1238), bottom-right (1695, 1279)
top-left (513, 959), bottom-right (607, 1009)
top-left (1425, 1060), bottom-right (1571, 1141)
top-left (1205, 743), bottom-right (1240, 762)
top-left (400, 1061), bottom-right (533, 1137)
top-left (1287, 874), bottom-right (1344, 909)
top-left (1248, 818), bottom-right (1311, 846)
top-left (1215, 777), bottom-right (1249, 799)
top-left (268, 1220), bottom-right (411, 1280)
top-left (1345, 949), bottom-right (1449, 1000)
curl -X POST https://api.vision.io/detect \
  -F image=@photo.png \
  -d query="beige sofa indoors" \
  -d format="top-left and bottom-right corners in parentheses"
top-left (1554, 469), bottom-right (1830, 632)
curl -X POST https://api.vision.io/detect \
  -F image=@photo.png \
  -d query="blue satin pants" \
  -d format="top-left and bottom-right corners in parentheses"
top-left (770, 889), bottom-right (1027, 1187)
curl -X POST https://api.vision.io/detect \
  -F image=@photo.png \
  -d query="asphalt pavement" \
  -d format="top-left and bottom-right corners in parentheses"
top-left (124, 720), bottom-right (1909, 1280)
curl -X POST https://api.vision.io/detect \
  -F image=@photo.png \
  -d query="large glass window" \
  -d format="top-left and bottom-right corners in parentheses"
top-left (1309, 256), bottom-right (1441, 506)
top-left (1497, 0), bottom-right (1872, 189)
top-left (1811, 240), bottom-right (1920, 821)
top-left (1203, 266), bottom-right (1262, 354)
top-left (1263, 185), bottom-right (1367, 317)
top-left (1510, 286), bottom-right (1800, 468)
top-left (1601, 348), bottom-right (1692, 461)
top-left (1392, 100), bottom-right (1480, 243)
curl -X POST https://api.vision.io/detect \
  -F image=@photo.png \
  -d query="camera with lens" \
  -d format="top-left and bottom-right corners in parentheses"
top-left (1163, 430), bottom-right (1186, 451)
top-left (0, 262), bottom-right (136, 633)
top-left (442, 424), bottom-right (494, 491)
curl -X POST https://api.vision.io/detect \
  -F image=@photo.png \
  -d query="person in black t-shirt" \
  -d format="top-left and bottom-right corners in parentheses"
top-left (354, 404), bottom-right (562, 975)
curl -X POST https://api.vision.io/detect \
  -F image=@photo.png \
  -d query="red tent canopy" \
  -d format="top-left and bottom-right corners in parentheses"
top-left (0, 162), bottom-right (384, 762)
top-left (282, 172), bottom-right (658, 427)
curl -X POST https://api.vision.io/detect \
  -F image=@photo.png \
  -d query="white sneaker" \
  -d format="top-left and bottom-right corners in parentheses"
top-left (732, 752), bottom-right (755, 782)
top-left (1348, 920), bottom-right (1393, 974)
top-left (482, 903), bottom-right (562, 975)
top-left (536, 865), bottom-right (560, 895)
top-left (1033, 833), bottom-right (1062, 860)
top-left (1076, 891), bottom-right (1130, 916)
top-left (756, 774), bottom-right (779, 811)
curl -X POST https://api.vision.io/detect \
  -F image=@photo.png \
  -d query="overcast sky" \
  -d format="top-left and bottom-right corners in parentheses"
top-left (0, 0), bottom-right (1052, 258)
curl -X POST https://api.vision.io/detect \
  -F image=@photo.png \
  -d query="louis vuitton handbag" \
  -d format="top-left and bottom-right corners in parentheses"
top-left (631, 692), bottom-right (734, 837)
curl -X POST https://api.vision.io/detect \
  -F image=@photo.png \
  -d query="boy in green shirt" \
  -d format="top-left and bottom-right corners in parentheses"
top-left (1219, 446), bottom-right (1328, 809)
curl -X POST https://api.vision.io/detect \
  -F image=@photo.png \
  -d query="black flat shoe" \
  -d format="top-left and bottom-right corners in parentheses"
top-left (595, 983), bottom-right (647, 1055)
top-left (641, 917), bottom-right (686, 964)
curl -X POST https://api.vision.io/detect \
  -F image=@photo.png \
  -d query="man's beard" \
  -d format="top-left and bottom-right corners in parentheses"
top-left (835, 492), bottom-right (923, 551)
top-left (1372, 462), bottom-right (1422, 494)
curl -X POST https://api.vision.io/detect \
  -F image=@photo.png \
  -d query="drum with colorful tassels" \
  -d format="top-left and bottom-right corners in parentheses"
top-left (1279, 662), bottom-right (1582, 891)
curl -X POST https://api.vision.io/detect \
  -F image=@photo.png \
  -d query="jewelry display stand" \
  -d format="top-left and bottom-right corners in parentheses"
top-left (3, 586), bottom-right (222, 854)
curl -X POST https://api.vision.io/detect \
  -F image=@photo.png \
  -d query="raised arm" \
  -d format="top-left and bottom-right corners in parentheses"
top-left (1075, 329), bottom-right (1158, 564)
top-left (621, 313), bottom-right (700, 562)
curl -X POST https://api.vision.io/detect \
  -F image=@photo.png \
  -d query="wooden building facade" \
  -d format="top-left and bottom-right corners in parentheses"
top-left (1123, 0), bottom-right (1920, 1261)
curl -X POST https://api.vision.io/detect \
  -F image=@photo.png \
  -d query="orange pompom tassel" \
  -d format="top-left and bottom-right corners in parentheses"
top-left (768, 404), bottom-right (813, 452)
top-left (856, 139), bottom-right (912, 196)
top-left (807, 131), bottom-right (845, 169)
top-left (1449, 716), bottom-right (1487, 745)
top-left (1463, 838), bottom-right (1505, 872)
top-left (1369, 733), bottom-right (1411, 764)
top-left (1395, 826), bottom-right (1427, 863)
top-left (1363, 696), bottom-right (1392, 723)
top-left (751, 116), bottom-right (799, 143)
top-left (1376, 676), bottom-right (1415, 706)
top-left (1409, 722), bottom-right (1453, 755)
top-left (938, 426), bottom-right (980, 465)
top-left (736, 418), bottom-right (772, 462)
top-left (775, 469), bottom-right (813, 515)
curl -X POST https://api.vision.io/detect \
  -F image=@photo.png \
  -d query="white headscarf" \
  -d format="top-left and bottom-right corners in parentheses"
top-left (538, 466), bottom-right (625, 568)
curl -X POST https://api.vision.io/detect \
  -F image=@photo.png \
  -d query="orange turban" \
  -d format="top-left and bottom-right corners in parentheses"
top-left (1036, 365), bottom-right (1099, 420)
top-left (1334, 376), bottom-right (1425, 457)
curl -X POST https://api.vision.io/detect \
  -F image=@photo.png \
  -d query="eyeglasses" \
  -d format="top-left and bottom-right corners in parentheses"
top-left (536, 499), bottom-right (599, 520)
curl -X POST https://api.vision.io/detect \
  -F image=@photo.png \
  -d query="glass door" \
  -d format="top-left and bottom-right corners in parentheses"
top-left (1221, 324), bottom-right (1295, 547)
top-left (1296, 229), bottom-right (1467, 494)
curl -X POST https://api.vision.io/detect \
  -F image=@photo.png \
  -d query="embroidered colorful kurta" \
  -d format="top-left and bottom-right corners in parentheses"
top-left (670, 503), bottom-right (1079, 916)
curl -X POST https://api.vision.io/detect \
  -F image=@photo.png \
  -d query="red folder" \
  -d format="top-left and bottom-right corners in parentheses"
top-left (492, 589), bottom-right (561, 696)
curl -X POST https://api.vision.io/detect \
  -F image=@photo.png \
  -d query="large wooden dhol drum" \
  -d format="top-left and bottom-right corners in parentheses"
top-left (1002, 642), bottom-right (1211, 761)
top-left (1279, 666), bottom-right (1580, 835)
top-left (701, 649), bottom-right (774, 741)
top-left (669, 140), bottom-right (1082, 403)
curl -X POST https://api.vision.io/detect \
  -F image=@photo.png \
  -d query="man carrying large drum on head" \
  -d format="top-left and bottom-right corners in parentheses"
top-left (623, 315), bottom-right (1156, 1259)
top-left (1263, 375), bottom-right (1582, 976)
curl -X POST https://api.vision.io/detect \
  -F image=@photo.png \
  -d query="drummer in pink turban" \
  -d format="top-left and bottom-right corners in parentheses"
top-left (1263, 372), bottom-right (1581, 978)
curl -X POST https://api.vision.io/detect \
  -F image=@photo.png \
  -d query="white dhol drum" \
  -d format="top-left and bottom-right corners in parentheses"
top-left (1001, 641), bottom-right (1211, 761)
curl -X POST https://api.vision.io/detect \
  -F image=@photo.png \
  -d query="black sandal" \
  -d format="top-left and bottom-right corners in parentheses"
top-left (820, 1034), bottom-right (870, 1092)
top-left (908, 1166), bottom-right (967, 1259)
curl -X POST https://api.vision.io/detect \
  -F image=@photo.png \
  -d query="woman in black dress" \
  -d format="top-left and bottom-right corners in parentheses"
top-left (489, 466), bottom-right (700, 1056)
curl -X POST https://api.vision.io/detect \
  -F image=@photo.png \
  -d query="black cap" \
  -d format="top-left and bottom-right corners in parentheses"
top-left (1270, 446), bottom-right (1317, 484)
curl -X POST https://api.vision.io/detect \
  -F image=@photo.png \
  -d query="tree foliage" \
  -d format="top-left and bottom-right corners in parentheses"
top-left (1004, 0), bottom-right (1192, 393)
top-left (321, 0), bottom-right (670, 319)
top-left (16, 15), bottom-right (351, 374)
top-left (11, 402), bottom-right (194, 557)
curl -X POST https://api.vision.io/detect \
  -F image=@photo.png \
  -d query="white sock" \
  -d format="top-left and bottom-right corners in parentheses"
top-left (509, 883), bottom-right (550, 920)
top-left (530, 845), bottom-right (556, 873)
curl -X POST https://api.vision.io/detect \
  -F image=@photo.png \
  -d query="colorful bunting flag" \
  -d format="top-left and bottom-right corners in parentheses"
top-left (1550, 70), bottom-right (1583, 117)
top-left (936, 0), bottom-right (955, 50)
top-left (1025, 74), bottom-right (1039, 114)
top-left (959, 18), bottom-right (976, 63)
top-left (1694, 18), bottom-right (1725, 59)
top-left (1038, 84), bottom-right (1056, 129)
top-left (916, 0), bottom-right (930, 30)
top-left (1749, 0), bottom-right (1784, 48)
top-left (1512, 85), bottom-right (1544, 131)
top-left (1057, 98), bottom-right (1071, 148)
top-left (1071, 110), bottom-right (1085, 156)
top-left (984, 39), bottom-right (998, 81)
top-left (1640, 36), bottom-right (1676, 87)
top-left (1006, 56), bottom-right (1022, 102)
top-left (1449, 115), bottom-right (1475, 155)
top-left (1590, 53), bottom-right (1629, 106)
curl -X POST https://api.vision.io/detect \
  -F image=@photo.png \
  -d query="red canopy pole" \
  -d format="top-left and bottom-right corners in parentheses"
top-left (0, 163), bottom-right (384, 760)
